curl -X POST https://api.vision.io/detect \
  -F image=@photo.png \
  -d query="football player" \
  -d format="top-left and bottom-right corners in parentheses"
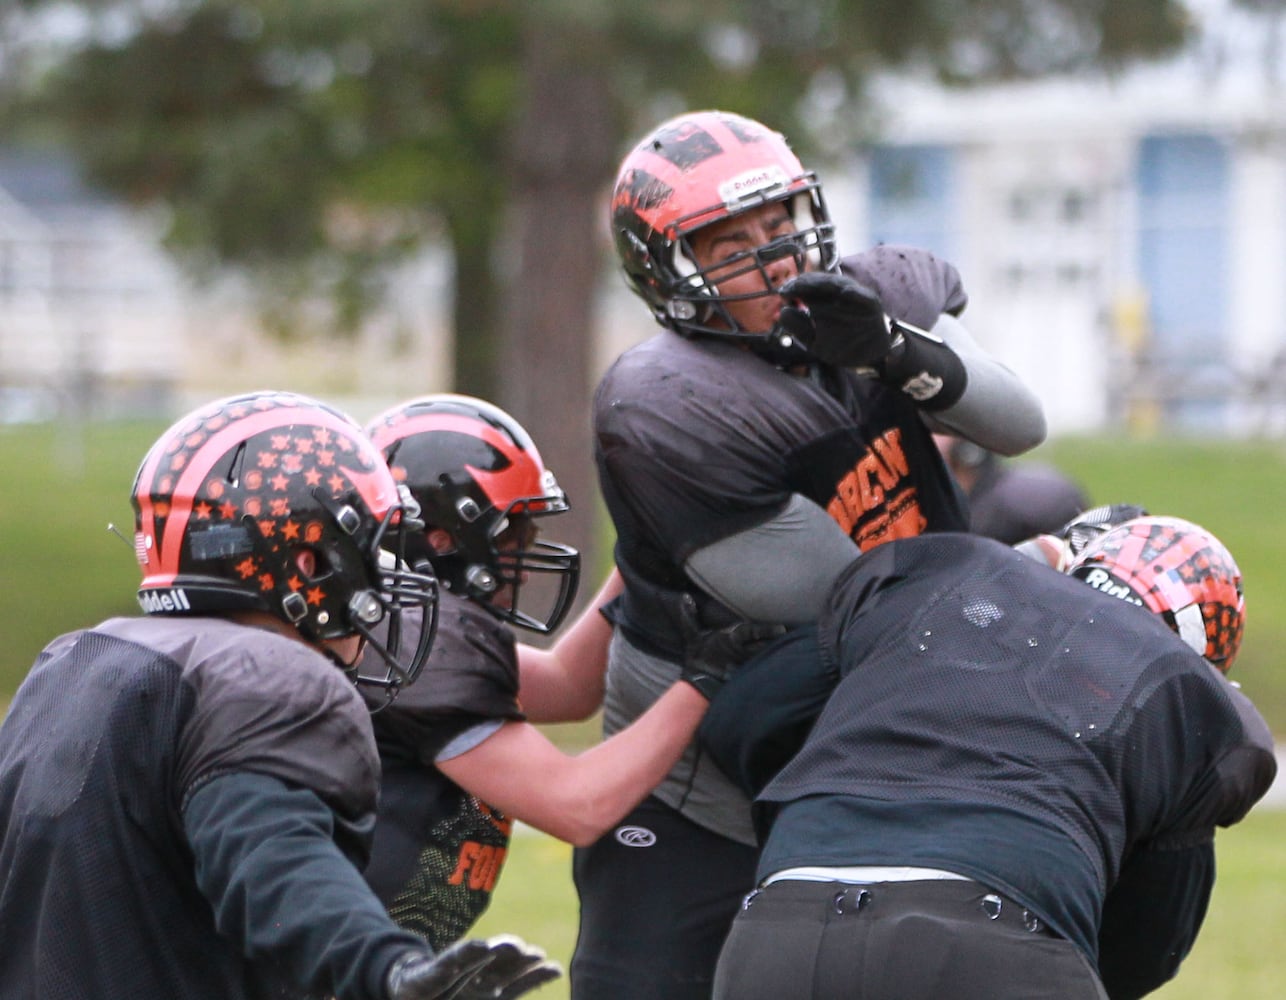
top-left (702, 516), bottom-right (1275, 999)
top-left (575, 108), bottom-right (1047, 998)
top-left (359, 394), bottom-right (767, 950)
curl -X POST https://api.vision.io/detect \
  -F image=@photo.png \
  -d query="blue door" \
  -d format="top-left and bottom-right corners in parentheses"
top-left (867, 144), bottom-right (955, 260)
top-left (1135, 133), bottom-right (1230, 429)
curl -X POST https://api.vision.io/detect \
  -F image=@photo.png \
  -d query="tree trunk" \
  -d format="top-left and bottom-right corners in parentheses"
top-left (448, 212), bottom-right (503, 403)
top-left (498, 17), bottom-right (619, 598)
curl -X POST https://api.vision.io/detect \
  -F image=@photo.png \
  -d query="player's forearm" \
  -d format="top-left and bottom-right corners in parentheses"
top-left (184, 772), bottom-right (423, 1000)
top-left (921, 313), bottom-right (1046, 456)
top-left (544, 681), bottom-right (708, 845)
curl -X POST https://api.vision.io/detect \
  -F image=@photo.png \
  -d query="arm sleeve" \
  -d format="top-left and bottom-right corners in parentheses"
top-left (1096, 839), bottom-right (1215, 1000)
top-left (683, 493), bottom-right (860, 623)
top-left (919, 313), bottom-right (1047, 456)
top-left (185, 771), bottom-right (427, 1000)
top-left (698, 626), bottom-right (837, 797)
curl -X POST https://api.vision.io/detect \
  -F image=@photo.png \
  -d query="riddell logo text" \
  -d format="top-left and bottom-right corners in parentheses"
top-left (138, 589), bottom-right (192, 613)
top-left (718, 166), bottom-right (788, 205)
top-left (1080, 568), bottom-right (1144, 606)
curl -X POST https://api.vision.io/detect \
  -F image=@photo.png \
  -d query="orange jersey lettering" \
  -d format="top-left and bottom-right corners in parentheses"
top-left (447, 841), bottom-right (510, 893)
top-left (825, 428), bottom-right (926, 550)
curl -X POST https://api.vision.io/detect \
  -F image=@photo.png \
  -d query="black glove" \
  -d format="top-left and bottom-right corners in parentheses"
top-left (1056, 503), bottom-right (1149, 559)
top-left (449, 936), bottom-right (561, 1000)
top-left (843, 244), bottom-right (968, 329)
top-left (386, 936), bottom-right (562, 1000)
top-left (775, 271), bottom-right (892, 368)
top-left (677, 594), bottom-right (787, 701)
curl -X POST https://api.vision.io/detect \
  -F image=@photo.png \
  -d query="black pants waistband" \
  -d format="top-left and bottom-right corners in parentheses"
top-left (746, 876), bottom-right (1053, 936)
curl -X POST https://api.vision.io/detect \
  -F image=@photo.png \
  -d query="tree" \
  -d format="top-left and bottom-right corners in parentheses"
top-left (0, 0), bottom-right (1197, 580)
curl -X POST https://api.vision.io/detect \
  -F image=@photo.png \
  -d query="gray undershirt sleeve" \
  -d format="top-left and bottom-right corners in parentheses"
top-left (685, 313), bottom-right (1045, 622)
top-left (683, 494), bottom-right (859, 624)
top-left (921, 313), bottom-right (1047, 456)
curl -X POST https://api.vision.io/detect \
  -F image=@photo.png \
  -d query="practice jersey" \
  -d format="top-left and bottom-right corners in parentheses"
top-left (594, 327), bottom-right (965, 658)
top-left (721, 534), bottom-right (1276, 959)
top-left (593, 299), bottom-right (967, 841)
top-left (361, 591), bottom-right (525, 949)
top-left (0, 616), bottom-right (384, 1000)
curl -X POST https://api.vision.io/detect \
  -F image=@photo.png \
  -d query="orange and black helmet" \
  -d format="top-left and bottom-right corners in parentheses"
top-left (366, 394), bottom-right (580, 634)
top-left (131, 390), bottom-right (438, 694)
top-left (1067, 515), bottom-right (1245, 673)
top-left (611, 109), bottom-right (838, 356)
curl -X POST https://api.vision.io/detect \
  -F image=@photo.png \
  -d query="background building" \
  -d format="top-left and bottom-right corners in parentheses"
top-left (0, 147), bottom-right (186, 422)
top-left (847, 6), bottom-right (1286, 436)
top-left (0, 146), bottom-right (454, 424)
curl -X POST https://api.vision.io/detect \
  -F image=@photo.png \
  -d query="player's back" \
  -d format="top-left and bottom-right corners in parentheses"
top-left (0, 616), bottom-right (370, 1000)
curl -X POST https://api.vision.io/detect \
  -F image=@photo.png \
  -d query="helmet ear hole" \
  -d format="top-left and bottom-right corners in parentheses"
top-left (426, 527), bottom-right (456, 556)
top-left (291, 546), bottom-right (335, 581)
top-left (292, 548), bottom-right (318, 578)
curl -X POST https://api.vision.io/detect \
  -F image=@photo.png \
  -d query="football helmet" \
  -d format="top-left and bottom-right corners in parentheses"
top-left (366, 394), bottom-right (581, 634)
top-left (131, 390), bottom-right (438, 695)
top-left (1066, 516), bottom-right (1245, 672)
top-left (611, 109), bottom-right (839, 360)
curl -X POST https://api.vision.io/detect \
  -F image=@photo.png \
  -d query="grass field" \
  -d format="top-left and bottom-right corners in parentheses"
top-left (475, 808), bottom-right (1286, 1000)
top-left (4, 421), bottom-right (1284, 731)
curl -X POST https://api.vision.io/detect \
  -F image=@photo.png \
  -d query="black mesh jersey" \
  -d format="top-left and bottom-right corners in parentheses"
top-left (362, 592), bottom-right (524, 949)
top-left (0, 616), bottom-right (381, 1000)
top-left (753, 534), bottom-right (1276, 958)
top-left (594, 314), bottom-right (965, 656)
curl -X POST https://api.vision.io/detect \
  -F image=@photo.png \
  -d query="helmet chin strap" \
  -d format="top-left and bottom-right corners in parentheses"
top-left (318, 635), bottom-right (366, 672)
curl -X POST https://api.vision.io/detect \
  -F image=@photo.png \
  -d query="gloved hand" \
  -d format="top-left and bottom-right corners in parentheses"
top-left (448, 936), bottom-right (562, 1000)
top-left (386, 935), bottom-right (562, 1000)
top-left (775, 271), bottom-right (892, 368)
top-left (677, 594), bottom-right (787, 700)
top-left (843, 244), bottom-right (968, 329)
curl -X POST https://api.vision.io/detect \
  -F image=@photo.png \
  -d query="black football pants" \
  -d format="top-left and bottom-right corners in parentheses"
top-left (712, 878), bottom-right (1108, 999)
top-left (570, 796), bottom-right (759, 1000)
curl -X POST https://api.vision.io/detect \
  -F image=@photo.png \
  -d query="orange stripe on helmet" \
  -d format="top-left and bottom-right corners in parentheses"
top-left (370, 410), bottom-right (545, 504)
top-left (142, 405), bottom-right (396, 585)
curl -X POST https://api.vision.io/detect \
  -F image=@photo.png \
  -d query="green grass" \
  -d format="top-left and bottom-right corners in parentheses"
top-left (0, 420), bottom-right (164, 692)
top-left (475, 809), bottom-right (1286, 1000)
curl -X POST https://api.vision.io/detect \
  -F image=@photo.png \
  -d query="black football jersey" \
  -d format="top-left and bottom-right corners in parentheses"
top-left (0, 616), bottom-right (381, 1000)
top-left (750, 534), bottom-right (1277, 957)
top-left (362, 592), bottom-right (525, 948)
top-left (594, 326), bottom-right (965, 654)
